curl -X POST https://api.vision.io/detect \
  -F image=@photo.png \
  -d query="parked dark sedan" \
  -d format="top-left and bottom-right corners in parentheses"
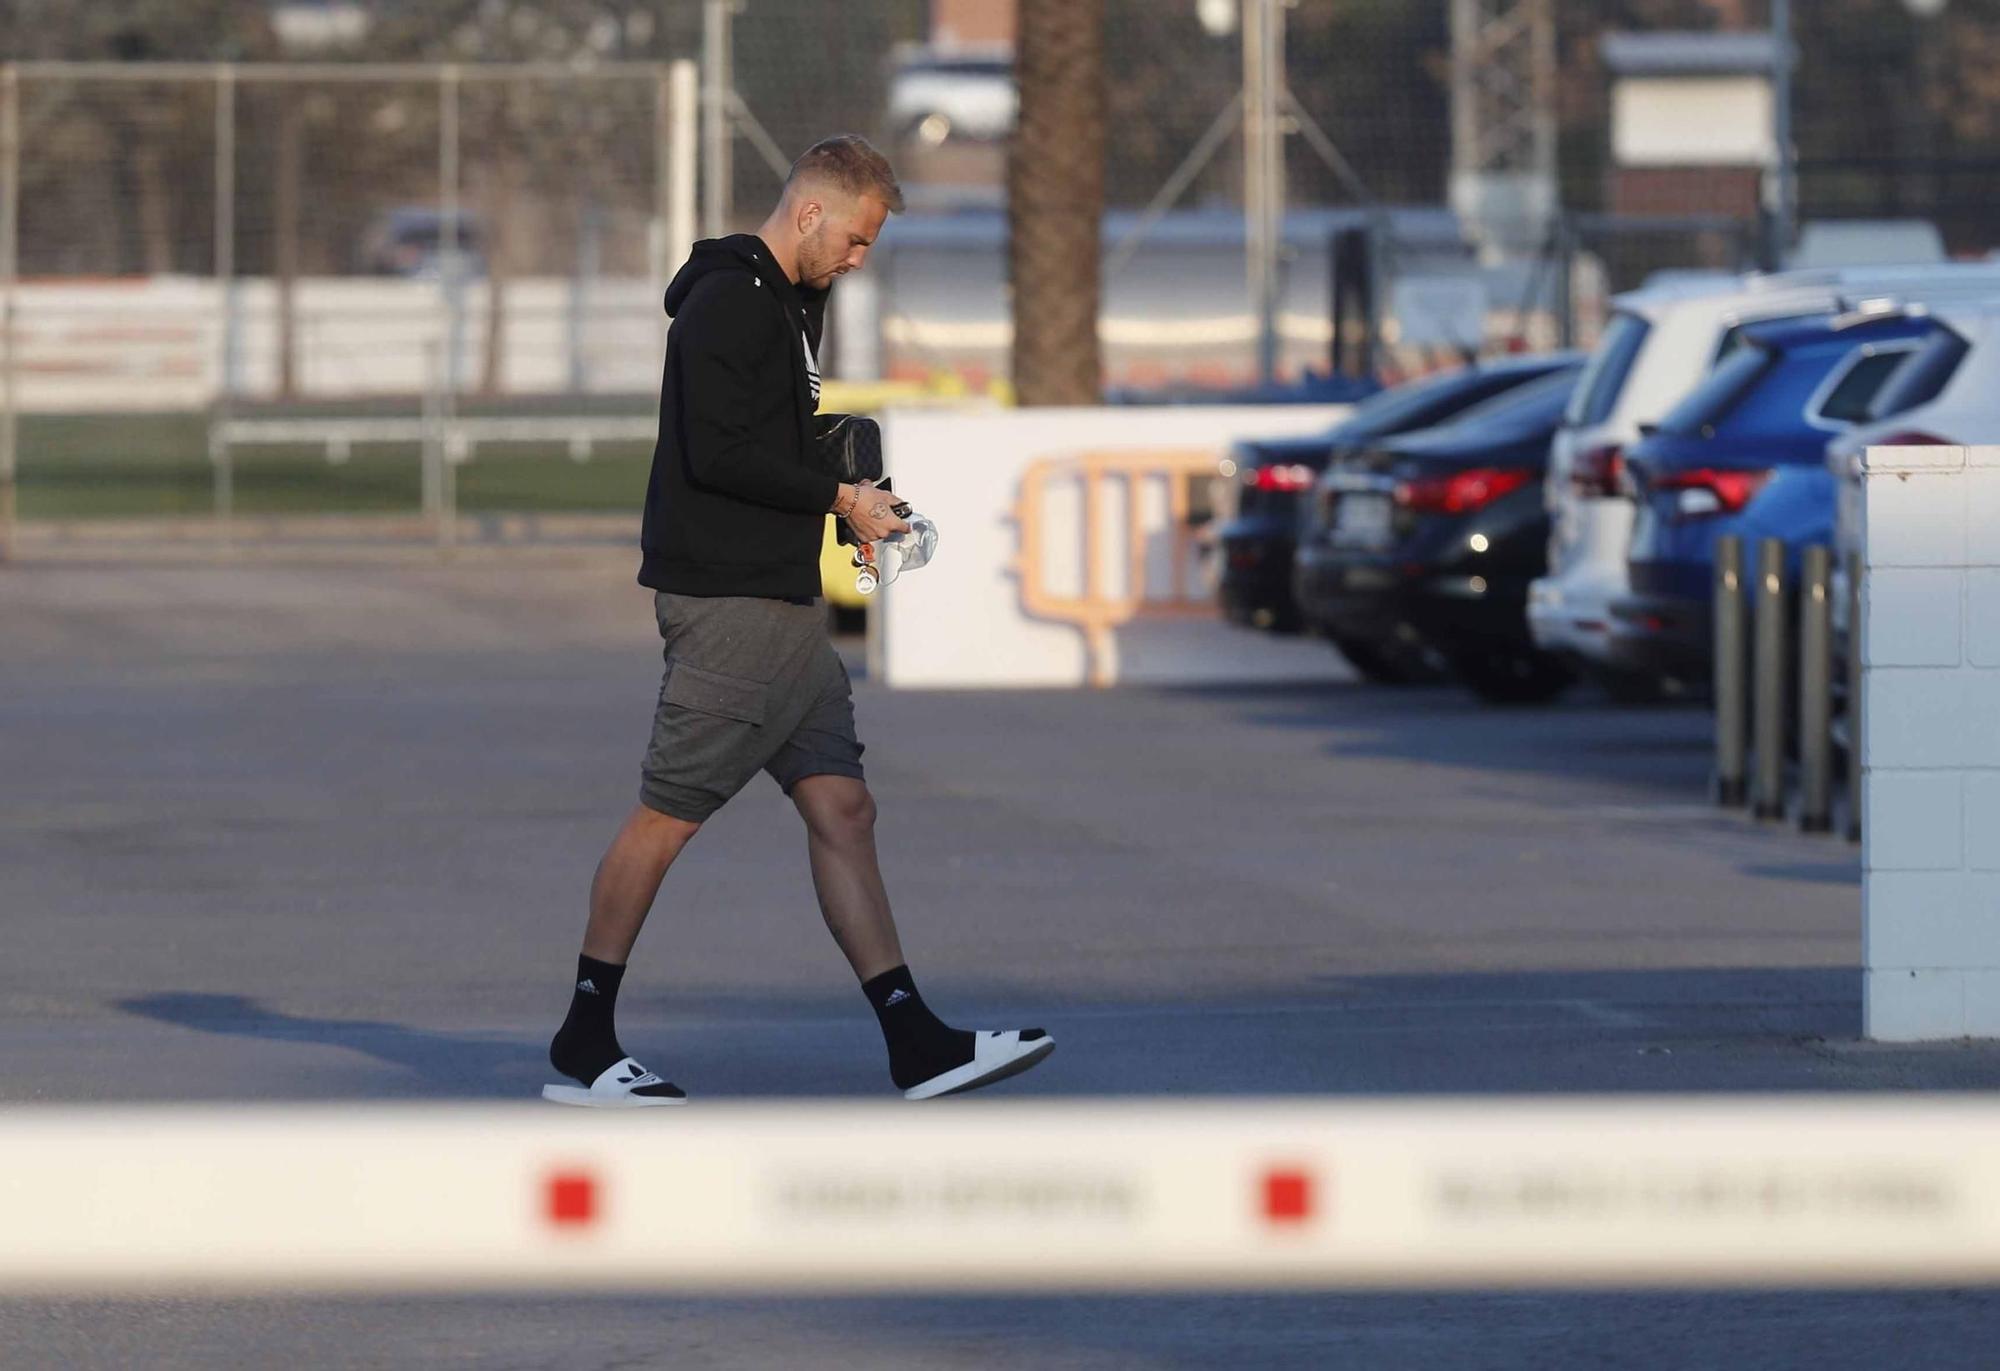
top-left (1293, 363), bottom-right (1586, 702)
top-left (1216, 353), bottom-right (1581, 633)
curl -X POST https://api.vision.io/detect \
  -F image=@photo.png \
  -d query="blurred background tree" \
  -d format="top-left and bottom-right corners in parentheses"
top-left (1011, 0), bottom-right (1105, 405)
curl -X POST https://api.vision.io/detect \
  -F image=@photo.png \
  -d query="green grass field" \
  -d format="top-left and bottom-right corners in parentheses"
top-left (17, 410), bottom-right (652, 520)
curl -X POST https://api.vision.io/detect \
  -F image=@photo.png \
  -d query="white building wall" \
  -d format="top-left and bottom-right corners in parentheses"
top-left (1862, 444), bottom-right (2000, 1040)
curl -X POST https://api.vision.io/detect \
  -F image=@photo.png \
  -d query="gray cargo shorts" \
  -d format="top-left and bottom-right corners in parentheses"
top-left (638, 592), bottom-right (865, 822)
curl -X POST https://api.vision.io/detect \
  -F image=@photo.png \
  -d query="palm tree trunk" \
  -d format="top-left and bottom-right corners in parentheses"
top-left (1008, 0), bottom-right (1105, 406)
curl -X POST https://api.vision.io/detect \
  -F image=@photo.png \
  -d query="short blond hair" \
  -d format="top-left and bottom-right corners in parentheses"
top-left (787, 135), bottom-right (905, 214)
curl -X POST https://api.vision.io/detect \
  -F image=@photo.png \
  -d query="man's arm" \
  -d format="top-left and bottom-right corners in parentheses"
top-left (678, 273), bottom-right (842, 514)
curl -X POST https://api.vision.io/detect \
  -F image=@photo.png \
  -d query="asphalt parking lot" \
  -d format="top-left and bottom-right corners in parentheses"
top-left (4, 553), bottom-right (1998, 1368)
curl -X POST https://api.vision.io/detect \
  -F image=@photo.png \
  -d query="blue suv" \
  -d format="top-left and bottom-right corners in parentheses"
top-left (1612, 308), bottom-right (1944, 683)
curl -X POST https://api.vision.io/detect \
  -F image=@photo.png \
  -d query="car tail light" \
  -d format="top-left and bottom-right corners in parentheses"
top-left (1250, 463), bottom-right (1316, 493)
top-left (1868, 430), bottom-right (1952, 447)
top-left (1568, 444), bottom-right (1625, 499)
top-left (1393, 467), bottom-right (1535, 515)
top-left (1650, 467), bottom-right (1771, 519)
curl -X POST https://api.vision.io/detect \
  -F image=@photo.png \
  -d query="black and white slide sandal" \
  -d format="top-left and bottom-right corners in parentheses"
top-left (541, 1056), bottom-right (689, 1108)
top-left (903, 1029), bottom-right (1056, 1101)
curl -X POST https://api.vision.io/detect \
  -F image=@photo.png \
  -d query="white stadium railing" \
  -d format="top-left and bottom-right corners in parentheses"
top-left (4, 1096), bottom-right (1998, 1293)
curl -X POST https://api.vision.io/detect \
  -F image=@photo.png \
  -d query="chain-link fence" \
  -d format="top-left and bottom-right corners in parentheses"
top-left (0, 59), bottom-right (699, 541)
top-left (12, 61), bottom-right (677, 412)
top-left (4, 0), bottom-right (1994, 546)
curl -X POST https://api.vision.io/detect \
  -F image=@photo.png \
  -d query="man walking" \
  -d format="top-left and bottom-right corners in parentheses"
top-left (543, 136), bottom-right (1054, 1107)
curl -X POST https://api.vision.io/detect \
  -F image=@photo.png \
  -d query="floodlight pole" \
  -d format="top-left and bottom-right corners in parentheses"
top-left (1769, 0), bottom-right (1796, 266)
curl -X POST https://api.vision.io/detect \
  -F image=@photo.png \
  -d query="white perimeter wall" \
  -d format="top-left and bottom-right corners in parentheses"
top-left (10, 276), bottom-right (666, 411)
top-left (873, 406), bottom-right (1353, 690)
top-left (1861, 445), bottom-right (2000, 1040)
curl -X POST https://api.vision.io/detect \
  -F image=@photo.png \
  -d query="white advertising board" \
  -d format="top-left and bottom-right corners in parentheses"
top-left (873, 406), bottom-right (1354, 689)
top-left (1612, 78), bottom-right (1775, 169)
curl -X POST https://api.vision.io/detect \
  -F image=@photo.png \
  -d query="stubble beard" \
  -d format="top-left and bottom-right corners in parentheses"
top-left (798, 228), bottom-right (843, 290)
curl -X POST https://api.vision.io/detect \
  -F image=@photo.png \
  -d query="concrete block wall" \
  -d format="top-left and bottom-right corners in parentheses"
top-left (1862, 445), bottom-right (2000, 1040)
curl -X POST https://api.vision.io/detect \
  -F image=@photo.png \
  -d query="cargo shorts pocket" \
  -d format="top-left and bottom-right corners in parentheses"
top-left (663, 661), bottom-right (767, 726)
top-left (640, 660), bottom-right (773, 820)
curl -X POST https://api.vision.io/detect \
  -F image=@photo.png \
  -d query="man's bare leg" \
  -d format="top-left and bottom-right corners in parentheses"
top-left (792, 774), bottom-right (1053, 1098)
top-left (581, 804), bottom-right (703, 964)
top-left (546, 804), bottom-right (701, 1100)
top-left (791, 775), bottom-right (904, 981)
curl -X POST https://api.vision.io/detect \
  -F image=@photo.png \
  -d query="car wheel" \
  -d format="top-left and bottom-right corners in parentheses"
top-left (1453, 648), bottom-right (1575, 705)
top-left (1258, 605), bottom-right (1306, 636)
top-left (1329, 634), bottom-right (1434, 685)
top-left (1584, 665), bottom-right (1677, 705)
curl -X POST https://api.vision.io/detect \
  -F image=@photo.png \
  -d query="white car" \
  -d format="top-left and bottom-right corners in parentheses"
top-left (1828, 299), bottom-right (2000, 638)
top-left (1529, 263), bottom-right (2000, 693)
top-left (886, 48), bottom-right (1016, 145)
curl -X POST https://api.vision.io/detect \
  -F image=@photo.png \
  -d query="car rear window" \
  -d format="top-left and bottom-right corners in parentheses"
top-left (1868, 325), bottom-right (1972, 420)
top-left (1339, 364), bottom-right (1551, 439)
top-left (1814, 347), bottom-right (1915, 425)
top-left (1563, 312), bottom-right (1649, 427)
top-left (1438, 367), bottom-right (1580, 430)
top-left (1658, 344), bottom-right (1775, 437)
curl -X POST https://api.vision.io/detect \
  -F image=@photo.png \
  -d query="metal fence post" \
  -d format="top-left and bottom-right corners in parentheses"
top-left (213, 65), bottom-right (237, 536)
top-left (439, 65), bottom-right (464, 398)
top-left (422, 339), bottom-right (443, 534)
top-left (1797, 544), bottom-right (1833, 832)
top-left (1713, 534), bottom-right (1748, 806)
top-left (1845, 548), bottom-right (1864, 843)
top-left (441, 422), bottom-right (458, 553)
top-left (701, 0), bottom-right (733, 238)
top-left (665, 59), bottom-right (698, 365)
top-left (0, 63), bottom-right (19, 565)
top-left (1753, 536), bottom-right (1789, 820)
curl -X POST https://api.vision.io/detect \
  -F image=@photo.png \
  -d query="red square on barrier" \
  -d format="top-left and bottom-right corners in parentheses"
top-left (1262, 1168), bottom-right (1314, 1224)
top-left (545, 1170), bottom-right (598, 1228)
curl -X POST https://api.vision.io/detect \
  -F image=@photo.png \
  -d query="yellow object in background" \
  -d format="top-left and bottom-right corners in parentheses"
top-left (813, 369), bottom-right (1005, 611)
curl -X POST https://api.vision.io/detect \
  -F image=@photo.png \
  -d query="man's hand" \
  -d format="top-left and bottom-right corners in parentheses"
top-left (840, 480), bottom-right (912, 543)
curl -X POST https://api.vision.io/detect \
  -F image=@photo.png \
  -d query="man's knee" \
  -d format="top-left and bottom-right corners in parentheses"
top-left (622, 803), bottom-right (703, 855)
top-left (797, 777), bottom-right (876, 846)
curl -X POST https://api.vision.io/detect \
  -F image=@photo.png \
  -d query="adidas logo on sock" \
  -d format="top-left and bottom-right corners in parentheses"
top-left (577, 978), bottom-right (599, 995)
top-left (882, 988), bottom-right (911, 1009)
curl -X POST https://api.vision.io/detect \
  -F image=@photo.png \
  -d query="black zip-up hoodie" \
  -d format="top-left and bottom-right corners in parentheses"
top-left (639, 234), bottom-right (839, 600)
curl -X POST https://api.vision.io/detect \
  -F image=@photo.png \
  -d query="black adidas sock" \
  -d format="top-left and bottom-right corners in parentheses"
top-left (550, 955), bottom-right (628, 1085)
top-left (863, 964), bottom-right (975, 1091)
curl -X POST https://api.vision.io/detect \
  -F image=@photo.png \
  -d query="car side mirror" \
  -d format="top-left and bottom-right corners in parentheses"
top-left (1637, 423), bottom-right (1659, 439)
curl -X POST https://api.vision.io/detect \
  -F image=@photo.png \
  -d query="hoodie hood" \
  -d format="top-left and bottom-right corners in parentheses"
top-left (664, 233), bottom-right (786, 318)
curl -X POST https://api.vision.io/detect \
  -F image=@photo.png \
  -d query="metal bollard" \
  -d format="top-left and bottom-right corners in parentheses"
top-left (1845, 549), bottom-right (1864, 844)
top-left (1712, 535), bottom-right (1748, 806)
top-left (1752, 537), bottom-right (1789, 821)
top-left (1796, 545), bottom-right (1833, 832)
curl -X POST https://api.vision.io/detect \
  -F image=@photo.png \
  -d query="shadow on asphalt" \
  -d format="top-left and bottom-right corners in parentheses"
top-left (1178, 679), bottom-right (1717, 797)
top-left (118, 993), bottom-right (541, 1099)
top-left (114, 968), bottom-right (2000, 1104)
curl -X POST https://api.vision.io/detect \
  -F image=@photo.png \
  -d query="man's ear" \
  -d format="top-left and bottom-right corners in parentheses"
top-left (796, 198), bottom-right (823, 236)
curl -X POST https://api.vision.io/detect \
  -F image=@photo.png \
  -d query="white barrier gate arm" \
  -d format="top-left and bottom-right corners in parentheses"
top-left (4, 1097), bottom-right (1999, 1293)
